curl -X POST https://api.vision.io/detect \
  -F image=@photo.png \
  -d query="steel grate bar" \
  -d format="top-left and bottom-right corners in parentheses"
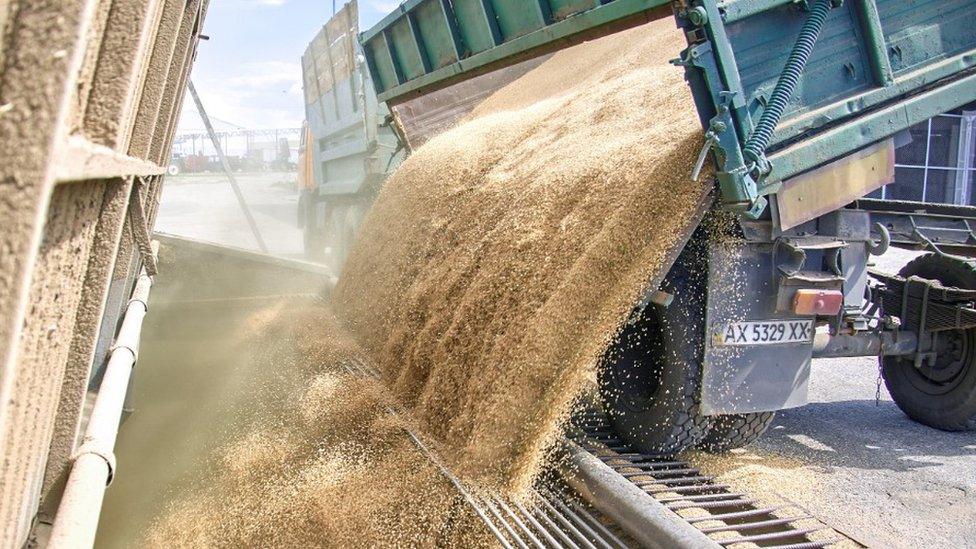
top-left (495, 498), bottom-right (549, 549)
top-left (698, 516), bottom-right (812, 533)
top-left (482, 496), bottom-right (530, 549)
top-left (528, 501), bottom-right (586, 549)
top-left (570, 408), bottom-right (842, 549)
top-left (634, 476), bottom-right (716, 487)
top-left (656, 492), bottom-right (749, 503)
top-left (619, 468), bottom-right (700, 477)
top-left (643, 483), bottom-right (734, 494)
top-left (548, 496), bottom-right (621, 549)
top-left (764, 539), bottom-right (845, 549)
top-left (717, 528), bottom-right (825, 545)
top-left (684, 506), bottom-right (790, 523)
top-left (564, 499), bottom-right (629, 549)
top-left (666, 499), bottom-right (759, 510)
top-left (516, 500), bottom-right (573, 549)
top-left (534, 494), bottom-right (600, 549)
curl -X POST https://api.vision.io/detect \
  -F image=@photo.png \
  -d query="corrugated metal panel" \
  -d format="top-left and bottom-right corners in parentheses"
top-left (726, 3), bottom-right (872, 124)
top-left (878, 0), bottom-right (976, 74)
top-left (302, 0), bottom-right (402, 197)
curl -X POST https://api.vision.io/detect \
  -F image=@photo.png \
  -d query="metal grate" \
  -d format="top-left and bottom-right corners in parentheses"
top-left (338, 356), bottom-right (634, 548)
top-left (571, 409), bottom-right (848, 549)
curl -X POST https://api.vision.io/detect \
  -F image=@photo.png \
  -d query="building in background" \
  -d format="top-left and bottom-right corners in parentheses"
top-left (169, 126), bottom-right (302, 173)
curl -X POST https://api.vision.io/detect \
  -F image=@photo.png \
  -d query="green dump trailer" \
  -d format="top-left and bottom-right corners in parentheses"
top-left (360, 0), bottom-right (976, 453)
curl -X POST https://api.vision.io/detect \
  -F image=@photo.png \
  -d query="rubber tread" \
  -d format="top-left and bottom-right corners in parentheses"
top-left (882, 253), bottom-right (976, 431)
top-left (695, 411), bottom-right (776, 453)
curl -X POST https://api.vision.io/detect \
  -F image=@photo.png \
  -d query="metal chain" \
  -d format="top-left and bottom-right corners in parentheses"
top-left (875, 356), bottom-right (883, 406)
top-left (873, 285), bottom-right (885, 406)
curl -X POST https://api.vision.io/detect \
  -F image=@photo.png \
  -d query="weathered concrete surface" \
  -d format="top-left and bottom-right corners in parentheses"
top-left (697, 247), bottom-right (976, 549)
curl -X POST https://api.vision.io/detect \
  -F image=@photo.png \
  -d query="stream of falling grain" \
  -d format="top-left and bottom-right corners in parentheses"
top-left (148, 17), bottom-right (707, 547)
top-left (333, 17), bottom-right (707, 493)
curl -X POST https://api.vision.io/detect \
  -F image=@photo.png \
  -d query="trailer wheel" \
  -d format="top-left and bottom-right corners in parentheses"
top-left (882, 253), bottom-right (976, 431)
top-left (326, 203), bottom-right (366, 276)
top-left (599, 246), bottom-right (709, 454)
top-left (695, 412), bottom-right (775, 453)
top-left (302, 197), bottom-right (327, 261)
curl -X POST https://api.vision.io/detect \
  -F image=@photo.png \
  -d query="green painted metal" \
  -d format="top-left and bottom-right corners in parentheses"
top-left (768, 70), bottom-right (976, 182)
top-left (770, 51), bottom-right (976, 148)
top-left (360, 0), bottom-right (976, 216)
top-left (717, 0), bottom-right (793, 23)
top-left (361, 0), bottom-right (673, 102)
top-left (853, 0), bottom-right (893, 86)
top-left (550, 0), bottom-right (602, 20)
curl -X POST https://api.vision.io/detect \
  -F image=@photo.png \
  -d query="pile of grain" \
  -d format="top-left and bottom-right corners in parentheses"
top-left (146, 302), bottom-right (492, 547)
top-left (333, 18), bottom-right (707, 492)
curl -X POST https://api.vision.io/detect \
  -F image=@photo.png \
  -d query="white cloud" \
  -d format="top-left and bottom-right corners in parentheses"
top-left (180, 61), bottom-right (305, 131)
top-left (371, 1), bottom-right (402, 12)
top-left (226, 60), bottom-right (302, 89)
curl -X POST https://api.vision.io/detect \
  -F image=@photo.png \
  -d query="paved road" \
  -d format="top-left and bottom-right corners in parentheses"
top-left (697, 247), bottom-right (975, 549)
top-left (155, 171), bottom-right (306, 258)
top-left (155, 177), bottom-right (975, 547)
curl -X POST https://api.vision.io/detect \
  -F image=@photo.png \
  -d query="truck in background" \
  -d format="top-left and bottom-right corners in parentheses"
top-left (297, 0), bottom-right (405, 271)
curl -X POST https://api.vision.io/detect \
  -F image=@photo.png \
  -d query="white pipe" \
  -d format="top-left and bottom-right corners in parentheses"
top-left (48, 250), bottom-right (155, 549)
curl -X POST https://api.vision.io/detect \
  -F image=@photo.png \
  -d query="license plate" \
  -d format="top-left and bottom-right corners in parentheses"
top-left (716, 319), bottom-right (814, 346)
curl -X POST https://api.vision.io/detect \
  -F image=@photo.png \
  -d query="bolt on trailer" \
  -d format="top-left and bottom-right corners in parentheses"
top-left (359, 0), bottom-right (976, 453)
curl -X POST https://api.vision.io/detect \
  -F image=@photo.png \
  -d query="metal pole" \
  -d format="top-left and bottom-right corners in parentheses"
top-left (187, 80), bottom-right (269, 253)
top-left (48, 245), bottom-right (157, 549)
top-left (558, 440), bottom-right (720, 549)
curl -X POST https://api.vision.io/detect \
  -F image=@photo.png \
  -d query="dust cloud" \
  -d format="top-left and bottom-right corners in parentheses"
top-left (147, 303), bottom-right (493, 547)
top-left (147, 17), bottom-right (707, 546)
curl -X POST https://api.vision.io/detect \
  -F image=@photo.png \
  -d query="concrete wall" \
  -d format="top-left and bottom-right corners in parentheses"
top-left (0, 1), bottom-right (209, 545)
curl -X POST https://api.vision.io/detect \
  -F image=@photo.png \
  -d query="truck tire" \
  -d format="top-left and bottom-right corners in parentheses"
top-left (882, 253), bottom-right (976, 431)
top-left (599, 244), bottom-right (710, 455)
top-left (302, 197), bottom-right (327, 261)
top-left (695, 412), bottom-right (775, 453)
top-left (327, 204), bottom-right (349, 274)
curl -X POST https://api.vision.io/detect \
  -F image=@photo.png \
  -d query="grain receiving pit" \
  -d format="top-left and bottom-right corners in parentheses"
top-left (0, 1), bottom-right (208, 545)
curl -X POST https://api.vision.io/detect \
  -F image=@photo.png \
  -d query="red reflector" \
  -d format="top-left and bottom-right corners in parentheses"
top-left (793, 289), bottom-right (843, 316)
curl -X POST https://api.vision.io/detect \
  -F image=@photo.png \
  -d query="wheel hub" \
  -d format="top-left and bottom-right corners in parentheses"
top-left (912, 329), bottom-right (970, 394)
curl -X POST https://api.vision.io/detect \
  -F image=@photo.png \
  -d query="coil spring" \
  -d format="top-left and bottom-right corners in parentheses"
top-left (742, 0), bottom-right (833, 163)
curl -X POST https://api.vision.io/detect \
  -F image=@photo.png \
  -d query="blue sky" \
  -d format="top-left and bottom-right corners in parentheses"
top-left (179, 0), bottom-right (396, 132)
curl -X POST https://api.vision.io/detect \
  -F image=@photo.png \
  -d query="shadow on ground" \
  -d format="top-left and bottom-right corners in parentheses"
top-left (752, 399), bottom-right (976, 473)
